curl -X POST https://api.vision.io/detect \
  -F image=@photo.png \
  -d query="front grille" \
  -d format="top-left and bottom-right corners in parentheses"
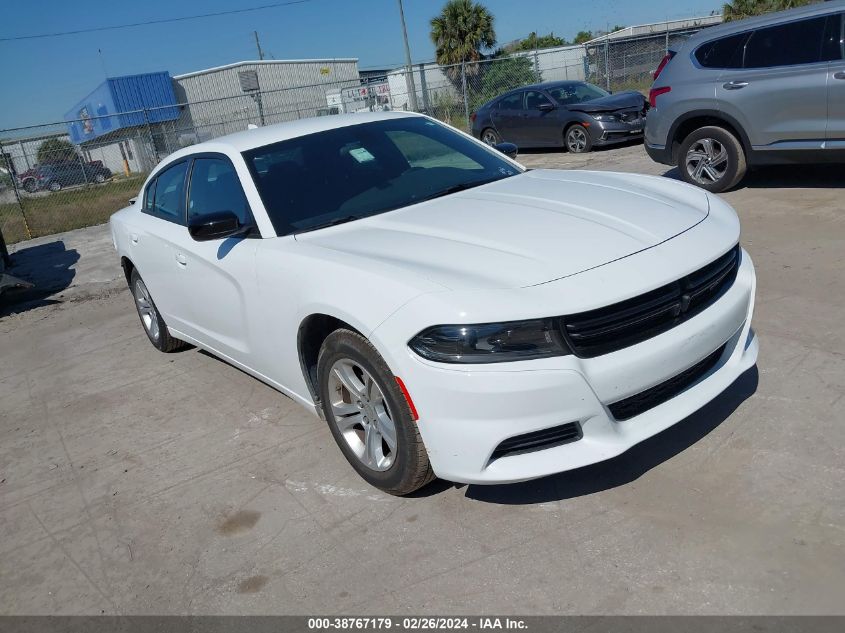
top-left (608, 344), bottom-right (726, 421)
top-left (491, 421), bottom-right (583, 461)
top-left (561, 245), bottom-right (740, 358)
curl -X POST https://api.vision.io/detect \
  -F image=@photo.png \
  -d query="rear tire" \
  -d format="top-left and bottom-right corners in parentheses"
top-left (22, 178), bottom-right (37, 193)
top-left (565, 124), bottom-right (592, 153)
top-left (677, 125), bottom-right (746, 193)
top-left (129, 269), bottom-right (187, 353)
top-left (480, 128), bottom-right (501, 146)
top-left (317, 329), bottom-right (435, 496)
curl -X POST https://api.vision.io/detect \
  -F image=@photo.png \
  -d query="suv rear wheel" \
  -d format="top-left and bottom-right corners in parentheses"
top-left (678, 126), bottom-right (746, 193)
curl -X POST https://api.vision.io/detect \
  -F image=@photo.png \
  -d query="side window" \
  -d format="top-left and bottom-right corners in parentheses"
top-left (145, 161), bottom-right (188, 223)
top-left (524, 91), bottom-right (552, 110)
top-left (821, 13), bottom-right (844, 62)
top-left (498, 93), bottom-right (523, 110)
top-left (188, 158), bottom-right (251, 224)
top-left (144, 178), bottom-right (157, 212)
top-left (744, 16), bottom-right (829, 68)
top-left (695, 32), bottom-right (749, 69)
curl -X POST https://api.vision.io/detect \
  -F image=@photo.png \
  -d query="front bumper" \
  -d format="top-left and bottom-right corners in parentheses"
top-left (591, 119), bottom-right (645, 146)
top-left (382, 250), bottom-right (757, 485)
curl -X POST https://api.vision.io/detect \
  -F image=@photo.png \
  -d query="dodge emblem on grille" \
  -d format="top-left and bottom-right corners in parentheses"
top-left (679, 293), bottom-right (692, 312)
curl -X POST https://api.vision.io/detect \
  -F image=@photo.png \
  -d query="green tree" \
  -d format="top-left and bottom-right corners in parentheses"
top-left (573, 30), bottom-right (593, 44)
top-left (430, 0), bottom-right (496, 86)
top-left (469, 55), bottom-right (540, 112)
top-left (723, 0), bottom-right (815, 21)
top-left (37, 138), bottom-right (76, 164)
top-left (513, 31), bottom-right (568, 51)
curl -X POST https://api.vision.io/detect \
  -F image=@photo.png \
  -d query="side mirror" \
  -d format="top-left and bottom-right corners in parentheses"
top-left (537, 102), bottom-right (555, 112)
top-left (188, 211), bottom-right (251, 241)
top-left (493, 142), bottom-right (518, 159)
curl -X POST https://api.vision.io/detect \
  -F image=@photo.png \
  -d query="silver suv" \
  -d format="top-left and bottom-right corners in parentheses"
top-left (645, 1), bottom-right (845, 192)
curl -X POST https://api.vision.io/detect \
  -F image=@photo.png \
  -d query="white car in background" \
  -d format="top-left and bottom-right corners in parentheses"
top-left (110, 111), bottom-right (758, 495)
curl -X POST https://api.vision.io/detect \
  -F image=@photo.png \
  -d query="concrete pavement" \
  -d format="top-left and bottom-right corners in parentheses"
top-left (1, 144), bottom-right (843, 614)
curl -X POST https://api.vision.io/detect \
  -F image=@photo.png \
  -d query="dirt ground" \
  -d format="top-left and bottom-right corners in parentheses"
top-left (1, 142), bottom-right (843, 615)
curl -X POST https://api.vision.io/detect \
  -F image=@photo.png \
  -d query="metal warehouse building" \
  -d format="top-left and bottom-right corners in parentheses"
top-left (169, 59), bottom-right (361, 144)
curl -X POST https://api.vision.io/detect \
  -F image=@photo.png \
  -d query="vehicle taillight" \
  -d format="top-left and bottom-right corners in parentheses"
top-left (648, 86), bottom-right (671, 108)
top-left (470, 112), bottom-right (477, 123)
top-left (653, 51), bottom-right (675, 80)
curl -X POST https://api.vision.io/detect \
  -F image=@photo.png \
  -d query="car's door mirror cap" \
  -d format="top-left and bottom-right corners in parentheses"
top-left (493, 142), bottom-right (518, 159)
top-left (538, 102), bottom-right (555, 112)
top-left (188, 211), bottom-right (252, 241)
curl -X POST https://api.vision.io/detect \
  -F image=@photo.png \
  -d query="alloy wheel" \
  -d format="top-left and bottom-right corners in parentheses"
top-left (481, 130), bottom-right (499, 146)
top-left (685, 138), bottom-right (729, 185)
top-left (566, 127), bottom-right (588, 152)
top-left (327, 359), bottom-right (397, 472)
top-left (134, 279), bottom-right (160, 341)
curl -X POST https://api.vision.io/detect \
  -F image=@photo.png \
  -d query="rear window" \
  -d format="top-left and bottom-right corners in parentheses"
top-left (695, 32), bottom-right (749, 69)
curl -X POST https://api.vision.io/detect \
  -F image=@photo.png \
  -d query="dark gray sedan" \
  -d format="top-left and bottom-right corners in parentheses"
top-left (471, 81), bottom-right (647, 153)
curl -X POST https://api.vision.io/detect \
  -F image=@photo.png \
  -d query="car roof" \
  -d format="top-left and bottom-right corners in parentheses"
top-left (682, 0), bottom-right (845, 48)
top-left (163, 111), bottom-right (421, 159)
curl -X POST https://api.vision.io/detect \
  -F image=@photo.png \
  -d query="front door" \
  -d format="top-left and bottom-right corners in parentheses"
top-left (172, 155), bottom-right (258, 363)
top-left (523, 90), bottom-right (558, 146)
top-left (826, 12), bottom-right (845, 144)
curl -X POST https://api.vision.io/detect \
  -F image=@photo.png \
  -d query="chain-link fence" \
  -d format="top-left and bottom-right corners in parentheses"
top-left (0, 19), bottom-right (716, 245)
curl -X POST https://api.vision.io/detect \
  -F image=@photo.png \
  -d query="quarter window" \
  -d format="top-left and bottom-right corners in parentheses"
top-left (743, 16), bottom-right (831, 68)
top-left (144, 178), bottom-right (157, 212)
top-left (188, 158), bottom-right (251, 224)
top-left (147, 161), bottom-right (188, 223)
top-left (695, 32), bottom-right (749, 69)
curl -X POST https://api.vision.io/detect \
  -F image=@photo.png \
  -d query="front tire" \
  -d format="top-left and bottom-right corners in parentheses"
top-left (678, 125), bottom-right (746, 193)
top-left (317, 329), bottom-right (434, 496)
top-left (565, 124), bottom-right (592, 153)
top-left (130, 269), bottom-right (187, 353)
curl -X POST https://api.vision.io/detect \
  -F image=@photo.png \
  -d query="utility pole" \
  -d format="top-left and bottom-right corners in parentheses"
top-left (254, 31), bottom-right (265, 61)
top-left (397, 0), bottom-right (419, 111)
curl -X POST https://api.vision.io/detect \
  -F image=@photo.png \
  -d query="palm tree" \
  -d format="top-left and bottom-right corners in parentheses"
top-left (722, 0), bottom-right (814, 21)
top-left (430, 0), bottom-right (496, 84)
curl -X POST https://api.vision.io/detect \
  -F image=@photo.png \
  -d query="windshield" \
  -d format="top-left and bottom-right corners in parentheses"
top-left (546, 82), bottom-right (610, 105)
top-left (242, 116), bottom-right (521, 235)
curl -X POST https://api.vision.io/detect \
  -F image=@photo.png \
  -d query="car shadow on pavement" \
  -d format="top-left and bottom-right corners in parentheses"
top-left (459, 365), bottom-right (759, 505)
top-left (520, 138), bottom-right (644, 157)
top-left (0, 240), bottom-right (79, 316)
top-left (662, 164), bottom-right (845, 189)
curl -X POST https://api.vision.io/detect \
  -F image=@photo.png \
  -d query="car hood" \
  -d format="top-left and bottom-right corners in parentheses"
top-left (296, 169), bottom-right (710, 290)
top-left (567, 90), bottom-right (645, 113)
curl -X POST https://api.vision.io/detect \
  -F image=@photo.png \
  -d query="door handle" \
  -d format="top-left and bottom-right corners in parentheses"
top-left (130, 234), bottom-right (139, 244)
top-left (175, 253), bottom-right (187, 266)
top-left (723, 81), bottom-right (748, 90)
top-left (834, 71), bottom-right (845, 80)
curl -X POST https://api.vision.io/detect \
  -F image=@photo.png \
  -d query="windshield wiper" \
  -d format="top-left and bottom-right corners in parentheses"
top-left (418, 176), bottom-right (505, 203)
top-left (295, 215), bottom-right (361, 235)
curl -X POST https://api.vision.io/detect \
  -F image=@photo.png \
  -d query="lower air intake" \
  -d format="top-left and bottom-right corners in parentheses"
top-left (491, 421), bottom-right (583, 461)
top-left (608, 344), bottom-right (726, 421)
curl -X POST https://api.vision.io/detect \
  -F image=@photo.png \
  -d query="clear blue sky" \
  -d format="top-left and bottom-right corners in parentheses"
top-left (0, 0), bottom-right (722, 131)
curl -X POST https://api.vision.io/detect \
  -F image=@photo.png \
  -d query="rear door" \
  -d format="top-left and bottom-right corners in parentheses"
top-left (130, 160), bottom-right (193, 333)
top-left (825, 12), bottom-right (845, 144)
top-left (490, 91), bottom-right (528, 145)
top-left (716, 15), bottom-right (834, 149)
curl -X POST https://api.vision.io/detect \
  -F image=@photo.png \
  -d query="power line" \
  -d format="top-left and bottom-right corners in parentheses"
top-left (0, 0), bottom-right (311, 42)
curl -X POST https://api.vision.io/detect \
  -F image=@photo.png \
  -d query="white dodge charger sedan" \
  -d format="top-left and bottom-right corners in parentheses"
top-left (110, 111), bottom-right (758, 495)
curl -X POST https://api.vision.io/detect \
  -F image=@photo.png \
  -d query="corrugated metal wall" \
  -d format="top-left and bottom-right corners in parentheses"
top-left (171, 60), bottom-right (361, 140)
top-left (109, 72), bottom-right (180, 126)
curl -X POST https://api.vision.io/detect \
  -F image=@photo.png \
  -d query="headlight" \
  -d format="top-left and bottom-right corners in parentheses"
top-left (591, 113), bottom-right (619, 122)
top-left (408, 318), bottom-right (570, 364)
